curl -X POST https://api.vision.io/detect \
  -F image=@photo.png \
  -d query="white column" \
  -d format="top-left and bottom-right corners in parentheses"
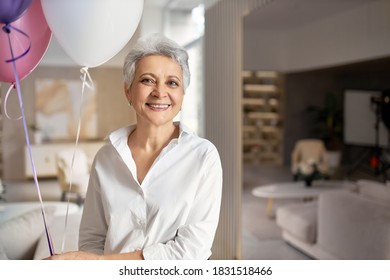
top-left (205, 0), bottom-right (273, 260)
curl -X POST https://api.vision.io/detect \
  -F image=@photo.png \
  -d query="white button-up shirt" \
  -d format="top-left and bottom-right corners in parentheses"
top-left (79, 122), bottom-right (223, 260)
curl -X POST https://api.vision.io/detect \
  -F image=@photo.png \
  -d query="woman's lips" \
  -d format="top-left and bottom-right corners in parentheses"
top-left (146, 103), bottom-right (170, 110)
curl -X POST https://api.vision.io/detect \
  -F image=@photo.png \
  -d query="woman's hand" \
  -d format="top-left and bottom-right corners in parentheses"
top-left (44, 250), bottom-right (143, 260)
top-left (44, 251), bottom-right (103, 260)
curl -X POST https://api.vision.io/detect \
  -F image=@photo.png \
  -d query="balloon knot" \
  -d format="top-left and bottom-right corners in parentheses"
top-left (80, 67), bottom-right (89, 74)
top-left (2, 24), bottom-right (11, 34)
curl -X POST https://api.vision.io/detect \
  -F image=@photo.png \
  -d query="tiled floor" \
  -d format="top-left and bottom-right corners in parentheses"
top-left (241, 164), bottom-right (312, 260)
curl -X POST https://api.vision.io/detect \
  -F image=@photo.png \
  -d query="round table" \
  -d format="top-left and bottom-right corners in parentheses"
top-left (251, 180), bottom-right (357, 218)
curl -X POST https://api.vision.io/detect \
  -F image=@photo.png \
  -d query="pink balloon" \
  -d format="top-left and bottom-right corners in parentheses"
top-left (0, 0), bottom-right (51, 83)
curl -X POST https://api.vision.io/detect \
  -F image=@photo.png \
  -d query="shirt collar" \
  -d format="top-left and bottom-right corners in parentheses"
top-left (176, 121), bottom-right (195, 144)
top-left (108, 121), bottom-right (195, 147)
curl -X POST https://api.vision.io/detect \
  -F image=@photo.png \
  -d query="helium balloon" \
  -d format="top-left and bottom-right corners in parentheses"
top-left (41, 0), bottom-right (144, 68)
top-left (0, 0), bottom-right (33, 24)
top-left (0, 0), bottom-right (52, 83)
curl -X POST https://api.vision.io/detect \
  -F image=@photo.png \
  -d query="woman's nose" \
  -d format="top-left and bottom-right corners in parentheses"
top-left (151, 83), bottom-right (167, 98)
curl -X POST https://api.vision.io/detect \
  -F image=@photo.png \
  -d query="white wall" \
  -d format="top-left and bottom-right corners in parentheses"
top-left (140, 2), bottom-right (165, 36)
top-left (244, 0), bottom-right (390, 72)
top-left (243, 29), bottom-right (285, 71)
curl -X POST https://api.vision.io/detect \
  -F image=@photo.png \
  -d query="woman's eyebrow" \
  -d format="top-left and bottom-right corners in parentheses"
top-left (167, 75), bottom-right (181, 81)
top-left (138, 73), bottom-right (181, 81)
top-left (139, 72), bottom-right (156, 78)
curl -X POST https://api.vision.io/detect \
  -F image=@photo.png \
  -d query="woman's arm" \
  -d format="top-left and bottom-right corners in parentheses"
top-left (45, 250), bottom-right (144, 260)
top-left (78, 166), bottom-right (107, 254)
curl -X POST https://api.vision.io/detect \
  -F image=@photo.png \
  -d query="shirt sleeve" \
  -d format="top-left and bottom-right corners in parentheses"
top-left (78, 165), bottom-right (108, 255)
top-left (143, 147), bottom-right (223, 260)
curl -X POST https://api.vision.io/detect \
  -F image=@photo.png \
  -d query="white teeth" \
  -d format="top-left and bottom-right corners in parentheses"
top-left (148, 104), bottom-right (169, 109)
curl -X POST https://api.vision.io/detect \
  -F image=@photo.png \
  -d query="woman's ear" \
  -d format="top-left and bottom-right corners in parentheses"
top-left (124, 83), bottom-right (131, 101)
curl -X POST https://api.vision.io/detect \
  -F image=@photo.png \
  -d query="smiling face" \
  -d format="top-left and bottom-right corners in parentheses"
top-left (125, 55), bottom-right (184, 128)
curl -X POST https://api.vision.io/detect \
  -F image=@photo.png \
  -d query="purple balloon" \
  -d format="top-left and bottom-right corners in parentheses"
top-left (0, 0), bottom-right (33, 24)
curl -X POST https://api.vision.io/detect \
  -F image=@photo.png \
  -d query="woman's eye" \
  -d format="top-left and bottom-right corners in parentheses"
top-left (167, 80), bottom-right (179, 87)
top-left (141, 78), bottom-right (154, 84)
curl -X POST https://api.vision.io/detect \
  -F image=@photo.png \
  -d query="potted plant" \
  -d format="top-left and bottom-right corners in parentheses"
top-left (306, 92), bottom-right (344, 170)
top-left (295, 159), bottom-right (327, 187)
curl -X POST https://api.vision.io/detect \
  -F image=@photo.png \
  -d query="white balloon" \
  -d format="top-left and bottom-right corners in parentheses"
top-left (41, 0), bottom-right (144, 68)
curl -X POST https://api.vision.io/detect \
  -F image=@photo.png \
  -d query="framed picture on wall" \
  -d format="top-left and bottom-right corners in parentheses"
top-left (34, 78), bottom-right (98, 142)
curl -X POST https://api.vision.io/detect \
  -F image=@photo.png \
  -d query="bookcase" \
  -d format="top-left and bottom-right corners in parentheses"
top-left (242, 70), bottom-right (283, 165)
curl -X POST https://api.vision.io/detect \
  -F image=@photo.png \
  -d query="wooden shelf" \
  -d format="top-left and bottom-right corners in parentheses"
top-left (243, 84), bottom-right (278, 93)
top-left (242, 70), bottom-right (283, 165)
top-left (242, 71), bottom-right (253, 79)
top-left (247, 112), bottom-right (280, 122)
top-left (242, 98), bottom-right (266, 106)
top-left (255, 71), bottom-right (279, 79)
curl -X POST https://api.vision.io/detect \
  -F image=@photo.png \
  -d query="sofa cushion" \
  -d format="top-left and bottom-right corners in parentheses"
top-left (357, 180), bottom-right (390, 205)
top-left (0, 201), bottom-right (80, 224)
top-left (0, 242), bottom-right (8, 260)
top-left (276, 201), bottom-right (318, 244)
top-left (318, 191), bottom-right (390, 259)
top-left (0, 206), bottom-right (56, 260)
top-left (33, 212), bottom-right (82, 260)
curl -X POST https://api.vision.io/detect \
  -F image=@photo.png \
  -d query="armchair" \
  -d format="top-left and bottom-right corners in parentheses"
top-left (291, 139), bottom-right (329, 180)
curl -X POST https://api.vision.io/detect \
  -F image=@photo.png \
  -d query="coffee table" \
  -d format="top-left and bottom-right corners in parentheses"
top-left (251, 180), bottom-right (357, 218)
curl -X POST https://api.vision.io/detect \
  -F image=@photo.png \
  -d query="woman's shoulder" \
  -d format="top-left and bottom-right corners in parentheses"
top-left (183, 132), bottom-right (219, 158)
top-left (93, 140), bottom-right (120, 163)
top-left (179, 123), bottom-right (217, 149)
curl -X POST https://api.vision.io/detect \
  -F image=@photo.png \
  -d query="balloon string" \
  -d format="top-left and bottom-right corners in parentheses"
top-left (3, 83), bottom-right (22, 120)
top-left (61, 67), bottom-right (93, 253)
top-left (5, 31), bottom-right (55, 256)
top-left (2, 24), bottom-right (31, 63)
top-left (80, 67), bottom-right (95, 90)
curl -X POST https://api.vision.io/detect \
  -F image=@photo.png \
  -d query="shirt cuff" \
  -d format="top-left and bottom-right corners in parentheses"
top-left (142, 243), bottom-right (165, 260)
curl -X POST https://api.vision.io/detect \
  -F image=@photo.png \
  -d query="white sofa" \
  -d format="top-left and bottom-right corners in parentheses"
top-left (276, 180), bottom-right (390, 259)
top-left (0, 201), bottom-right (82, 260)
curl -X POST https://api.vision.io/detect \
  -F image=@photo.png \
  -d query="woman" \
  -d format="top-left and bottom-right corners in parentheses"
top-left (47, 34), bottom-right (223, 260)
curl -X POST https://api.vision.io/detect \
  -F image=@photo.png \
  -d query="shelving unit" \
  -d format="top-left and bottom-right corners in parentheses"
top-left (242, 70), bottom-right (283, 165)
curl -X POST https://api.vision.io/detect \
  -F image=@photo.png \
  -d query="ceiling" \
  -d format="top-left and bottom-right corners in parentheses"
top-left (244, 0), bottom-right (374, 30)
top-left (146, 0), bottom-right (378, 30)
top-left (145, 0), bottom-right (218, 10)
top-left (242, 0), bottom-right (390, 73)
top-left (299, 56), bottom-right (390, 75)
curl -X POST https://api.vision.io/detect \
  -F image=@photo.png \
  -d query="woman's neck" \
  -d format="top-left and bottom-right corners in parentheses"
top-left (128, 121), bottom-right (179, 152)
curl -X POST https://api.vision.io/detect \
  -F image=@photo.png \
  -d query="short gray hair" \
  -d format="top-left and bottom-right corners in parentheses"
top-left (123, 34), bottom-right (190, 90)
